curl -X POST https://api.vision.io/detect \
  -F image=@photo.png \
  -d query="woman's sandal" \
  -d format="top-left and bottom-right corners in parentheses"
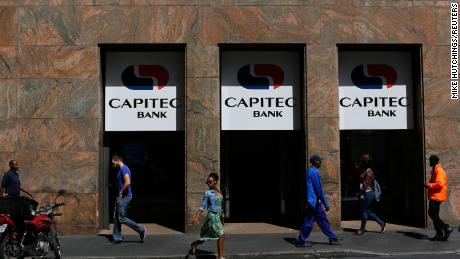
top-left (355, 230), bottom-right (365, 235)
top-left (189, 242), bottom-right (197, 255)
top-left (380, 222), bottom-right (387, 233)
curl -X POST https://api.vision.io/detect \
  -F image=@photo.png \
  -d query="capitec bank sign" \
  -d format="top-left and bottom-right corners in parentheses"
top-left (104, 52), bottom-right (184, 131)
top-left (339, 51), bottom-right (414, 130)
top-left (221, 51), bottom-right (301, 130)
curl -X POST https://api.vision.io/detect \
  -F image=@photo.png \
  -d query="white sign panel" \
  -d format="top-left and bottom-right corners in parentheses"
top-left (221, 51), bottom-right (301, 130)
top-left (339, 51), bottom-right (414, 130)
top-left (105, 52), bottom-right (184, 131)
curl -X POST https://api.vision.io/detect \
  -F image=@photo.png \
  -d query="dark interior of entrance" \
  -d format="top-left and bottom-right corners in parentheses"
top-left (104, 132), bottom-right (185, 232)
top-left (340, 130), bottom-right (425, 227)
top-left (221, 131), bottom-right (305, 228)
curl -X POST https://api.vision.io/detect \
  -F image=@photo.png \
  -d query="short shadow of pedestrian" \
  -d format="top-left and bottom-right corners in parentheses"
top-left (283, 237), bottom-right (329, 246)
top-left (284, 237), bottom-right (298, 245)
top-left (100, 234), bottom-right (113, 242)
top-left (343, 228), bottom-right (381, 234)
top-left (397, 231), bottom-right (430, 240)
top-left (341, 228), bottom-right (356, 233)
top-left (184, 249), bottom-right (216, 259)
top-left (119, 240), bottom-right (141, 243)
top-left (99, 234), bottom-right (143, 244)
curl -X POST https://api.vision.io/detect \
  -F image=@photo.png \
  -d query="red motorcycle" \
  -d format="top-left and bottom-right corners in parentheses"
top-left (0, 190), bottom-right (65, 259)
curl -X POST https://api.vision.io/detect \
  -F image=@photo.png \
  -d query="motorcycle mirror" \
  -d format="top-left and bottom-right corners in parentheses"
top-left (57, 190), bottom-right (66, 196)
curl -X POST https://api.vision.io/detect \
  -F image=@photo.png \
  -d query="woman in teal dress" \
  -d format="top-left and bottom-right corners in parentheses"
top-left (190, 173), bottom-right (225, 259)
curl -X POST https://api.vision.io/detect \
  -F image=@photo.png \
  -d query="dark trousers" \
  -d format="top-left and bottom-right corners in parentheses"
top-left (428, 200), bottom-right (449, 236)
top-left (360, 191), bottom-right (384, 231)
top-left (298, 203), bottom-right (337, 243)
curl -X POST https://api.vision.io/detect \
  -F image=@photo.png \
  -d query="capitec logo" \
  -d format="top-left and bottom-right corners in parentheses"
top-left (351, 64), bottom-right (397, 89)
top-left (237, 64), bottom-right (284, 89)
top-left (111, 65), bottom-right (179, 120)
top-left (224, 64), bottom-right (295, 119)
top-left (121, 65), bottom-right (169, 90)
top-left (341, 64), bottom-right (408, 118)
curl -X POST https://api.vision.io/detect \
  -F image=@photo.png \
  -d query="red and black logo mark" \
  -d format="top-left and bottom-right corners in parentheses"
top-left (351, 64), bottom-right (397, 89)
top-left (121, 65), bottom-right (169, 90)
top-left (237, 64), bottom-right (284, 90)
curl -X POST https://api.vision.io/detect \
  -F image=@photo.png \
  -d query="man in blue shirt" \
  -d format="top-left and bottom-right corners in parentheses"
top-left (296, 155), bottom-right (340, 247)
top-left (111, 155), bottom-right (145, 244)
top-left (1, 160), bottom-right (31, 198)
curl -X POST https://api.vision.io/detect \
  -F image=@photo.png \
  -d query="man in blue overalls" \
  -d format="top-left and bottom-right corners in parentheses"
top-left (296, 155), bottom-right (341, 247)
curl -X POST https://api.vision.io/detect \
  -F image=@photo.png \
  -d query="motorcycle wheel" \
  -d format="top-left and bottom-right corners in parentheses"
top-left (0, 234), bottom-right (23, 259)
top-left (49, 232), bottom-right (61, 259)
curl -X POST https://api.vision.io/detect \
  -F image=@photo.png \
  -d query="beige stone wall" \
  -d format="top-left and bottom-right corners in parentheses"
top-left (0, 0), bottom-right (456, 233)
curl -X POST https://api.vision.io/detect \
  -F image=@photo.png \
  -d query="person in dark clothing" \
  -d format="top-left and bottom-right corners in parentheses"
top-left (0, 160), bottom-right (34, 245)
top-left (355, 154), bottom-right (386, 235)
top-left (296, 155), bottom-right (341, 247)
top-left (1, 160), bottom-right (32, 198)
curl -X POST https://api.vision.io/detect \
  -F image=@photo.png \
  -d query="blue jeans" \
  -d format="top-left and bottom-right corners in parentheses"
top-left (360, 191), bottom-right (384, 231)
top-left (298, 202), bottom-right (337, 243)
top-left (113, 195), bottom-right (145, 242)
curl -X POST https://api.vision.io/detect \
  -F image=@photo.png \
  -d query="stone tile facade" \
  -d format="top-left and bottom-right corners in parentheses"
top-left (0, 0), bottom-right (456, 234)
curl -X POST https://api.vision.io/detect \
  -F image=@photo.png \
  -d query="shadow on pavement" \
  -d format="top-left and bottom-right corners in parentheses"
top-left (185, 249), bottom-right (215, 259)
top-left (99, 234), bottom-right (143, 244)
top-left (397, 231), bottom-right (430, 240)
top-left (341, 227), bottom-right (356, 233)
top-left (99, 233), bottom-right (113, 241)
top-left (342, 228), bottom-right (382, 234)
top-left (283, 237), bottom-right (329, 246)
top-left (284, 237), bottom-right (298, 245)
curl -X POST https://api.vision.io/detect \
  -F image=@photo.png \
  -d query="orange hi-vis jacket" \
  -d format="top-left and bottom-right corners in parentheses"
top-left (427, 164), bottom-right (448, 202)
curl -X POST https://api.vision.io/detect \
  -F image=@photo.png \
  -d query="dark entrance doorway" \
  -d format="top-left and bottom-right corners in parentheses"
top-left (340, 130), bottom-right (425, 227)
top-left (221, 131), bottom-right (305, 228)
top-left (338, 44), bottom-right (425, 228)
top-left (103, 132), bottom-right (185, 232)
top-left (100, 44), bottom-right (186, 232)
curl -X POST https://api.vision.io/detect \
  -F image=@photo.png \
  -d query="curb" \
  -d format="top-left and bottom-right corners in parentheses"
top-left (63, 249), bottom-right (460, 259)
top-left (388, 250), bottom-right (460, 256)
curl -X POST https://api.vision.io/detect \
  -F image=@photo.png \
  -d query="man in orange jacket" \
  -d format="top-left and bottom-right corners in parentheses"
top-left (424, 155), bottom-right (453, 241)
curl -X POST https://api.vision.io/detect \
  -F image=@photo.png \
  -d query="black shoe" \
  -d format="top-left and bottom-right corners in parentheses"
top-left (441, 227), bottom-right (453, 241)
top-left (380, 222), bottom-right (387, 233)
top-left (329, 237), bottom-right (342, 245)
top-left (295, 242), bottom-right (312, 247)
top-left (140, 229), bottom-right (146, 243)
top-left (112, 240), bottom-right (122, 244)
top-left (429, 235), bottom-right (443, 241)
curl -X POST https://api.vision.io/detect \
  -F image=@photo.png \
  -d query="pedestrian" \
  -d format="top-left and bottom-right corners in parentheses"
top-left (1, 160), bottom-right (32, 198)
top-left (296, 155), bottom-right (341, 247)
top-left (424, 154), bottom-right (453, 241)
top-left (355, 154), bottom-right (386, 235)
top-left (1, 160), bottom-right (34, 243)
top-left (190, 173), bottom-right (225, 259)
top-left (111, 155), bottom-right (146, 244)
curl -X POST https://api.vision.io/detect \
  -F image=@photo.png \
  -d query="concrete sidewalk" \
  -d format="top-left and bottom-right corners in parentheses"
top-left (62, 228), bottom-right (460, 258)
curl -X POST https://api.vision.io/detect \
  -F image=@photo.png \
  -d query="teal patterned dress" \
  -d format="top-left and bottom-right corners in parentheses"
top-left (198, 189), bottom-right (224, 240)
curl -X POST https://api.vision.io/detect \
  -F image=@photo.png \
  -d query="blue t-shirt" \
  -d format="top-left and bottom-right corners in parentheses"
top-left (117, 165), bottom-right (132, 196)
top-left (1, 170), bottom-right (20, 197)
